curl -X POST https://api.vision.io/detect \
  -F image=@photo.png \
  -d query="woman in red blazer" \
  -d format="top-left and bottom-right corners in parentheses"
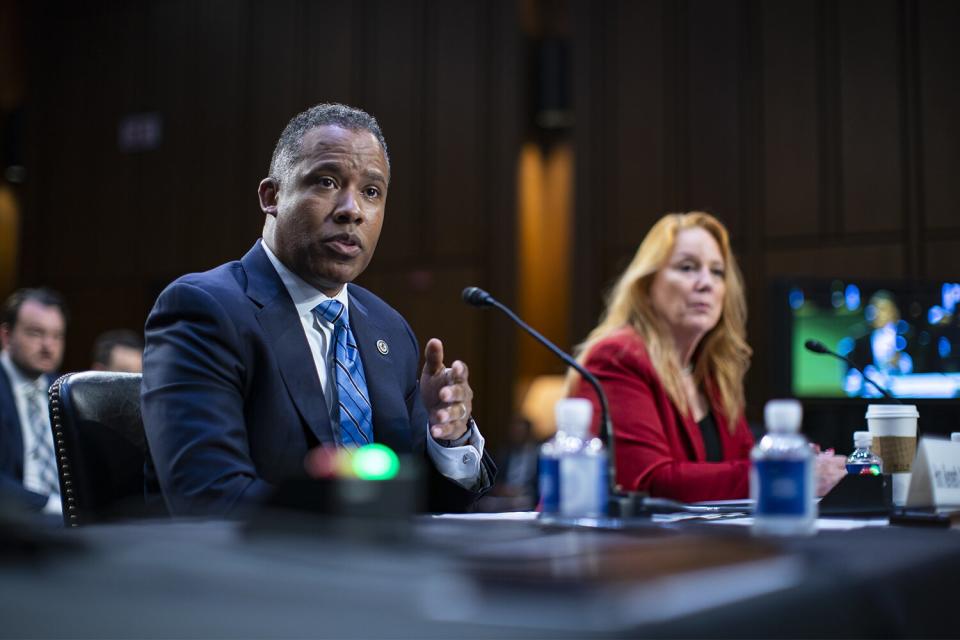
top-left (569, 212), bottom-right (846, 502)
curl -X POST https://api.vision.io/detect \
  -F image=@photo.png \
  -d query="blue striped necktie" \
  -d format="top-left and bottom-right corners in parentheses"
top-left (314, 300), bottom-right (373, 447)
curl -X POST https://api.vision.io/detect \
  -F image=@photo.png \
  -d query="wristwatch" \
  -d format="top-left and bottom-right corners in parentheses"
top-left (436, 417), bottom-right (475, 448)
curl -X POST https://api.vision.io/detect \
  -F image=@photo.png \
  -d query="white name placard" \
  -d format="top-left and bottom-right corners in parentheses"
top-left (905, 437), bottom-right (960, 509)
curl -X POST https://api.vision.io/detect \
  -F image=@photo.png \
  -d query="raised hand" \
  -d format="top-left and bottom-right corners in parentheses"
top-left (419, 338), bottom-right (473, 441)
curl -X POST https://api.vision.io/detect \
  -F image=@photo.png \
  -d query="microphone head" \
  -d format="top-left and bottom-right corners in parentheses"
top-left (804, 339), bottom-right (830, 354)
top-left (462, 286), bottom-right (494, 307)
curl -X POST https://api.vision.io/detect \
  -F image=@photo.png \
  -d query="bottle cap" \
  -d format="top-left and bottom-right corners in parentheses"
top-left (853, 430), bottom-right (873, 448)
top-left (555, 398), bottom-right (593, 437)
top-left (764, 399), bottom-right (802, 434)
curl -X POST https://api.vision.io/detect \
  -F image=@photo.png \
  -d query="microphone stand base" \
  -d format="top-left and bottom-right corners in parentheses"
top-left (607, 492), bottom-right (651, 518)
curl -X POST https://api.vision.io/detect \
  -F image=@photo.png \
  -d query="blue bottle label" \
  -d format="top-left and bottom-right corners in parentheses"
top-left (755, 459), bottom-right (808, 516)
top-left (597, 461), bottom-right (608, 510)
top-left (560, 454), bottom-right (607, 517)
top-left (539, 457), bottom-right (560, 513)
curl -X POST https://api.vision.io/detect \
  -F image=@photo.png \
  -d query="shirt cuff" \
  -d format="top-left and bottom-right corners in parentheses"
top-left (426, 419), bottom-right (485, 489)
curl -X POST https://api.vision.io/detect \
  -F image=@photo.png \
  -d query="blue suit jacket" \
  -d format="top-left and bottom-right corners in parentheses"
top-left (142, 241), bottom-right (492, 516)
top-left (0, 364), bottom-right (55, 511)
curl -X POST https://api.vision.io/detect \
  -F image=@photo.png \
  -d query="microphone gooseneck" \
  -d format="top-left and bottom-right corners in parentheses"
top-left (803, 338), bottom-right (900, 401)
top-left (461, 286), bottom-right (626, 507)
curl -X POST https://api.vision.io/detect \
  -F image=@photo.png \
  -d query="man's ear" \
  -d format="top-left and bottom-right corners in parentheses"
top-left (0, 323), bottom-right (10, 350)
top-left (258, 178), bottom-right (280, 216)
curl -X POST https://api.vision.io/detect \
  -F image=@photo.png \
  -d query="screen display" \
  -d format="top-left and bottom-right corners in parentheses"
top-left (780, 280), bottom-right (960, 398)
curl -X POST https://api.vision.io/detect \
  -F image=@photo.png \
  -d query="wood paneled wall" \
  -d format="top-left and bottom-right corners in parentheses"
top-left (16, 0), bottom-right (960, 443)
top-left (571, 0), bottom-right (960, 419)
top-left (19, 0), bottom-right (521, 440)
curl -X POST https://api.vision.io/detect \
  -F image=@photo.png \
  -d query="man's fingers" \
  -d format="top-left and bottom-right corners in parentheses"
top-left (430, 413), bottom-right (467, 440)
top-left (450, 359), bottom-right (469, 382)
top-left (439, 384), bottom-right (471, 403)
top-left (423, 338), bottom-right (445, 376)
top-left (432, 424), bottom-right (453, 439)
top-left (430, 399), bottom-right (470, 423)
top-left (420, 343), bottom-right (472, 443)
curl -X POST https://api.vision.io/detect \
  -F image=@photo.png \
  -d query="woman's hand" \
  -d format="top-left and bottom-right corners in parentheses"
top-left (815, 453), bottom-right (848, 497)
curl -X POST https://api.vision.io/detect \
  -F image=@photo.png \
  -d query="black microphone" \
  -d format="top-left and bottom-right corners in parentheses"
top-left (803, 339), bottom-right (900, 402)
top-left (461, 286), bottom-right (494, 307)
top-left (462, 286), bottom-right (645, 517)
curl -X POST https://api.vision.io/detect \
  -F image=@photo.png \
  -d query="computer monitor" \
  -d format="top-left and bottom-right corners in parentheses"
top-left (770, 278), bottom-right (960, 399)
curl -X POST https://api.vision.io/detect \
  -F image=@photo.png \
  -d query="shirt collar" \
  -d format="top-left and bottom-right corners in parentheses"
top-left (260, 240), bottom-right (350, 323)
top-left (0, 350), bottom-right (44, 393)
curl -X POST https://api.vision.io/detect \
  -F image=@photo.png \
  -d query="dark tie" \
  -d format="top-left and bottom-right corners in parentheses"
top-left (314, 300), bottom-right (373, 447)
top-left (26, 381), bottom-right (60, 496)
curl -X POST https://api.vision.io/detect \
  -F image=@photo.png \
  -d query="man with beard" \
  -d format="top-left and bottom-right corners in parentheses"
top-left (0, 288), bottom-right (68, 514)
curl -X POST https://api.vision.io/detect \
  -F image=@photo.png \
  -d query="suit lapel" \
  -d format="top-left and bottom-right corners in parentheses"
top-left (665, 377), bottom-right (704, 462)
top-left (241, 242), bottom-right (335, 445)
top-left (638, 337), bottom-right (704, 461)
top-left (679, 379), bottom-right (727, 462)
top-left (348, 291), bottom-right (412, 453)
top-left (0, 365), bottom-right (25, 475)
top-left (705, 382), bottom-right (735, 459)
top-left (679, 411), bottom-right (706, 462)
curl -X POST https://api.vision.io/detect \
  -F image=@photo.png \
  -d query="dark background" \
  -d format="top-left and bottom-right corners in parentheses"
top-left (2, 0), bottom-right (959, 451)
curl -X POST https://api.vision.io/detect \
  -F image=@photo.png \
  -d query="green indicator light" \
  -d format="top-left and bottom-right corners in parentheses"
top-left (352, 444), bottom-right (400, 480)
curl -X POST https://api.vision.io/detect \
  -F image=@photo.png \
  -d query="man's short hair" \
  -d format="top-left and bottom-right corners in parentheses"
top-left (91, 329), bottom-right (144, 367)
top-left (268, 103), bottom-right (390, 184)
top-left (1, 287), bottom-right (69, 330)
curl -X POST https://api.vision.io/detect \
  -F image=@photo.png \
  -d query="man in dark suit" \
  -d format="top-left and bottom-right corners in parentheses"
top-left (843, 290), bottom-right (915, 397)
top-left (142, 104), bottom-right (494, 517)
top-left (0, 288), bottom-right (68, 513)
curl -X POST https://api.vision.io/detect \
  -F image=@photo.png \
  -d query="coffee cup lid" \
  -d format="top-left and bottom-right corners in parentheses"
top-left (865, 404), bottom-right (919, 419)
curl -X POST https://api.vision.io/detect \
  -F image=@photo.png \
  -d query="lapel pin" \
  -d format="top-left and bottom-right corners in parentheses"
top-left (376, 339), bottom-right (389, 355)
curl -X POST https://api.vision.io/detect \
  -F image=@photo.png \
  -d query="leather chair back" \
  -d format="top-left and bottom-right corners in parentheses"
top-left (48, 371), bottom-right (160, 526)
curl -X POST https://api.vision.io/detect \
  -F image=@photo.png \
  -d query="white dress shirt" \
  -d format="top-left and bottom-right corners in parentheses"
top-left (261, 243), bottom-right (484, 486)
top-left (0, 351), bottom-right (62, 514)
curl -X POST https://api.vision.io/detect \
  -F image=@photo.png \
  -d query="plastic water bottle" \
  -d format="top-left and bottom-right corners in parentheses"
top-left (557, 398), bottom-right (608, 518)
top-left (537, 427), bottom-right (566, 515)
top-left (751, 399), bottom-right (815, 536)
top-left (845, 431), bottom-right (883, 476)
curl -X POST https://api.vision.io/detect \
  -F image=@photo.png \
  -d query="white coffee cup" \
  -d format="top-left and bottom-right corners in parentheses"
top-left (865, 404), bottom-right (919, 506)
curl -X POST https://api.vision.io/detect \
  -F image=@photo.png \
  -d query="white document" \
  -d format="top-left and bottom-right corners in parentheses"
top-left (430, 511), bottom-right (539, 521)
top-left (708, 517), bottom-right (890, 530)
top-left (905, 437), bottom-right (960, 508)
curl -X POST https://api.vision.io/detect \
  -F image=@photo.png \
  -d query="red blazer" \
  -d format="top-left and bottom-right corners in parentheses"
top-left (572, 327), bottom-right (754, 502)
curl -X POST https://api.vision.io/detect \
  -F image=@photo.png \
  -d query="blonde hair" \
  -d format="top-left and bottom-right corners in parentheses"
top-left (568, 212), bottom-right (751, 431)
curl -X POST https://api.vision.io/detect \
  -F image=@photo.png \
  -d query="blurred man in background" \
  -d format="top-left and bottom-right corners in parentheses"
top-left (844, 290), bottom-right (915, 397)
top-left (91, 329), bottom-right (143, 373)
top-left (0, 288), bottom-right (67, 514)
